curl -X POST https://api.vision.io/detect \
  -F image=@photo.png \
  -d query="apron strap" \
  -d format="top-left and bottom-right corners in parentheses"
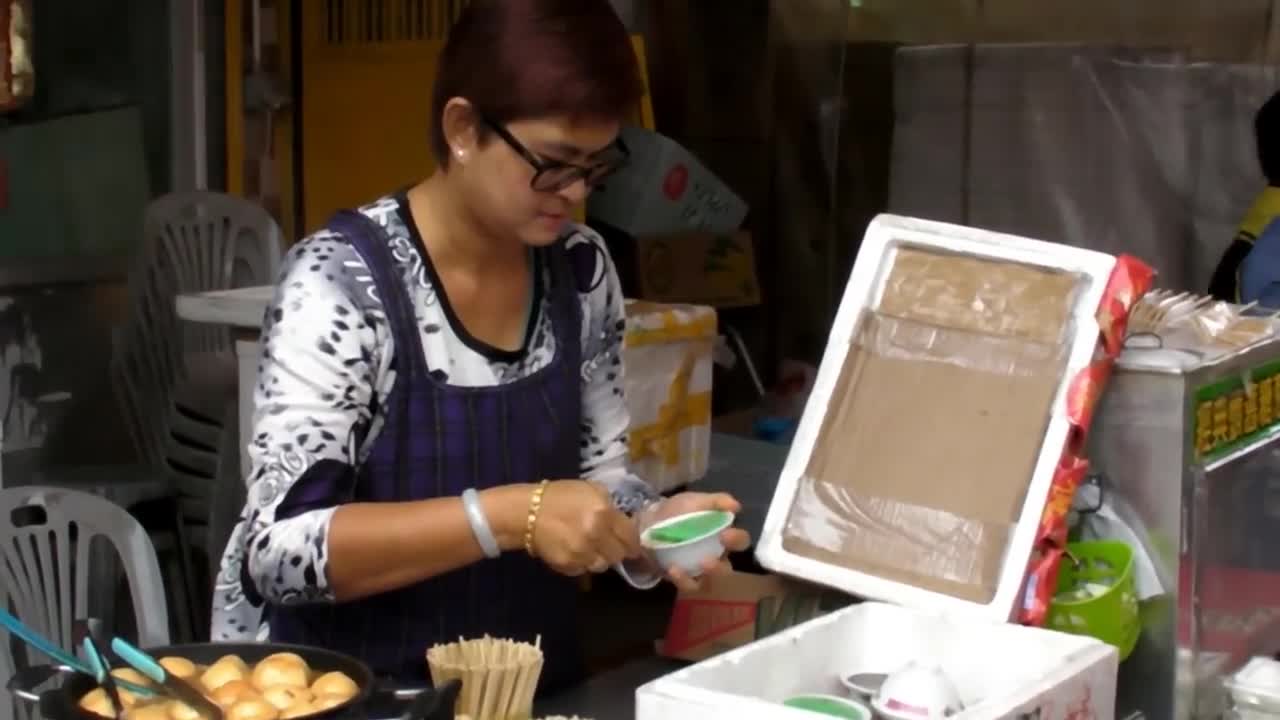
top-left (325, 210), bottom-right (421, 504)
top-left (326, 210), bottom-right (430, 380)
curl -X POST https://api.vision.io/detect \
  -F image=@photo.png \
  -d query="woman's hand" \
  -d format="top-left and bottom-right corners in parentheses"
top-left (639, 492), bottom-right (752, 593)
top-left (529, 480), bottom-right (641, 577)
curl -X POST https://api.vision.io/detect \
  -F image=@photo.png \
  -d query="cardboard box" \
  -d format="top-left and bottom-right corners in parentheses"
top-left (683, 139), bottom-right (772, 230)
top-left (658, 570), bottom-right (853, 662)
top-left (635, 232), bottom-right (761, 309)
top-left (587, 127), bottom-right (748, 239)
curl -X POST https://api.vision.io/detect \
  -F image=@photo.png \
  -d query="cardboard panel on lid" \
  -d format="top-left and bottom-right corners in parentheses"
top-left (755, 214), bottom-right (1118, 621)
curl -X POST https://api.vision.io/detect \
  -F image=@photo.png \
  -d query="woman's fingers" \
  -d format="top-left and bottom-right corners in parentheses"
top-left (606, 509), bottom-right (643, 558)
top-left (557, 561), bottom-right (586, 577)
top-left (592, 531), bottom-right (629, 567)
top-left (720, 528), bottom-right (751, 552)
top-left (666, 566), bottom-right (703, 593)
top-left (707, 492), bottom-right (742, 513)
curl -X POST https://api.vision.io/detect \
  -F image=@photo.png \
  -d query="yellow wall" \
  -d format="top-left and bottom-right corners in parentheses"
top-left (296, 0), bottom-right (654, 232)
top-left (298, 1), bottom-right (465, 233)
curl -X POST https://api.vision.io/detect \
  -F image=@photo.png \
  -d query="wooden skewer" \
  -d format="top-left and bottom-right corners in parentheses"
top-left (1160, 295), bottom-right (1214, 331)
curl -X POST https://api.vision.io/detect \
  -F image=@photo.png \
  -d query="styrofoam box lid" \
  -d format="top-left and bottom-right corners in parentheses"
top-left (754, 214), bottom-right (1117, 623)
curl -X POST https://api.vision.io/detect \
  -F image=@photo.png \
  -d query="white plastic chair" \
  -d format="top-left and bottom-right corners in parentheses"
top-left (112, 192), bottom-right (279, 451)
top-left (145, 191), bottom-right (283, 359)
top-left (106, 192), bottom-right (280, 641)
top-left (0, 487), bottom-right (170, 648)
top-left (108, 331), bottom-right (231, 642)
top-left (0, 487), bottom-right (170, 720)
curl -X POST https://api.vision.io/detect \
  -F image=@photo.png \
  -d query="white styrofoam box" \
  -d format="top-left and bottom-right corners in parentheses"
top-left (1227, 657), bottom-right (1280, 714)
top-left (637, 601), bottom-right (1118, 720)
top-left (623, 301), bottom-right (715, 493)
top-left (586, 126), bottom-right (747, 238)
top-left (755, 214), bottom-right (1117, 622)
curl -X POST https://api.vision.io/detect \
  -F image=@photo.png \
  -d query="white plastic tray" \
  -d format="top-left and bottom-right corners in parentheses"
top-left (755, 214), bottom-right (1118, 621)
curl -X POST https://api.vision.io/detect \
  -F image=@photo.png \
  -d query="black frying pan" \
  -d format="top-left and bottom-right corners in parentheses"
top-left (8, 642), bottom-right (455, 720)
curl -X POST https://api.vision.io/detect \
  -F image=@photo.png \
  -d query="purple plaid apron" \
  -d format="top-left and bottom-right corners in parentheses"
top-left (266, 211), bottom-right (584, 691)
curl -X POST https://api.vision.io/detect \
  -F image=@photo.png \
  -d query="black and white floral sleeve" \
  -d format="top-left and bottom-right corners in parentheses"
top-left (565, 227), bottom-right (662, 590)
top-left (564, 227), bottom-right (660, 515)
top-left (230, 231), bottom-right (391, 607)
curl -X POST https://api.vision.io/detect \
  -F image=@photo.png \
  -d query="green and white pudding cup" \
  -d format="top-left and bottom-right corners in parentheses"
top-left (783, 694), bottom-right (874, 719)
top-left (640, 510), bottom-right (735, 577)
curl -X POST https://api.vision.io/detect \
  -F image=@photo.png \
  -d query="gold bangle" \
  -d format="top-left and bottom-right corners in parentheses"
top-left (524, 480), bottom-right (550, 557)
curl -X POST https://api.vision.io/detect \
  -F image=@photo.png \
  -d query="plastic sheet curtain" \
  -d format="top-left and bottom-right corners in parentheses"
top-left (889, 46), bottom-right (1280, 293)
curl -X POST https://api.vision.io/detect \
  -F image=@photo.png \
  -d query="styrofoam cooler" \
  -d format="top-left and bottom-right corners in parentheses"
top-left (623, 301), bottom-right (715, 493)
top-left (637, 216), bottom-right (1123, 719)
top-left (637, 602), bottom-right (1116, 719)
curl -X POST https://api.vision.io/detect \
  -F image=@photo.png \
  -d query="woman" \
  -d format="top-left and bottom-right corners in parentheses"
top-left (212, 0), bottom-right (749, 693)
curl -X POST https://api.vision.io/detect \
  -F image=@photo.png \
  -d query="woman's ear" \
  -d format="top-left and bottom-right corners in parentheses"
top-left (441, 97), bottom-right (480, 164)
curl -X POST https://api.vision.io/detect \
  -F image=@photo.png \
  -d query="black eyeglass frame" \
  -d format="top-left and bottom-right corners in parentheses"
top-left (480, 115), bottom-right (630, 192)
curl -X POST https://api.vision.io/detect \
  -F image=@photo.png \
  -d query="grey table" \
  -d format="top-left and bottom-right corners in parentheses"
top-left (534, 657), bottom-right (687, 719)
top-left (690, 431), bottom-right (788, 542)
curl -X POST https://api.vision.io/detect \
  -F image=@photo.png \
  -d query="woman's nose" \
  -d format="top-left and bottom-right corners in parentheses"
top-left (559, 177), bottom-right (590, 204)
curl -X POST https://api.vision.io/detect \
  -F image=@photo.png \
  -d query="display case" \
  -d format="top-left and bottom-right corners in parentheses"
top-left (1090, 320), bottom-right (1280, 719)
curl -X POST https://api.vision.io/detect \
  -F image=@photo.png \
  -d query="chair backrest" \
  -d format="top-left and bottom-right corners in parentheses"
top-left (109, 192), bottom-right (281, 467)
top-left (0, 487), bottom-right (170, 656)
top-left (143, 192), bottom-right (283, 358)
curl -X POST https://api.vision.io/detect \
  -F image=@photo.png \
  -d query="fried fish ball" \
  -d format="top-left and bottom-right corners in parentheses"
top-left (111, 668), bottom-right (151, 706)
top-left (124, 703), bottom-right (171, 720)
top-left (279, 705), bottom-right (313, 720)
top-left (212, 680), bottom-right (259, 707)
top-left (308, 672), bottom-right (357, 701)
top-left (280, 701), bottom-right (317, 719)
top-left (166, 700), bottom-right (212, 720)
top-left (311, 694), bottom-right (348, 712)
top-left (112, 668), bottom-right (148, 684)
top-left (158, 657), bottom-right (199, 680)
top-left (201, 655), bottom-right (250, 691)
top-left (79, 688), bottom-right (116, 716)
top-left (261, 653), bottom-right (308, 671)
top-left (250, 659), bottom-right (308, 691)
top-left (226, 698), bottom-right (280, 720)
top-left (261, 685), bottom-right (312, 711)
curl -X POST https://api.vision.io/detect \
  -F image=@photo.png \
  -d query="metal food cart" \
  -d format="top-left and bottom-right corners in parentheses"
top-left (1090, 319), bottom-right (1280, 719)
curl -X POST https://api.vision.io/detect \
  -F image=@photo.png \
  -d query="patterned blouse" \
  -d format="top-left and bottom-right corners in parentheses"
top-left (211, 194), bottom-right (660, 641)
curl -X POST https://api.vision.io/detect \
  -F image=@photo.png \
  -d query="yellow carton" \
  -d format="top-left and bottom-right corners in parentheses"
top-left (624, 301), bottom-right (717, 493)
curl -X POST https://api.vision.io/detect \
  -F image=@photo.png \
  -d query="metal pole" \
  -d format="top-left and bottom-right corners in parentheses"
top-left (169, 0), bottom-right (208, 191)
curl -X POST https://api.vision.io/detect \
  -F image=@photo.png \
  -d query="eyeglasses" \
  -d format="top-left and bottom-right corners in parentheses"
top-left (481, 116), bottom-right (629, 193)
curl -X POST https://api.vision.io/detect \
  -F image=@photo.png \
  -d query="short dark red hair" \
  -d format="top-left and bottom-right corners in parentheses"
top-left (430, 0), bottom-right (643, 167)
